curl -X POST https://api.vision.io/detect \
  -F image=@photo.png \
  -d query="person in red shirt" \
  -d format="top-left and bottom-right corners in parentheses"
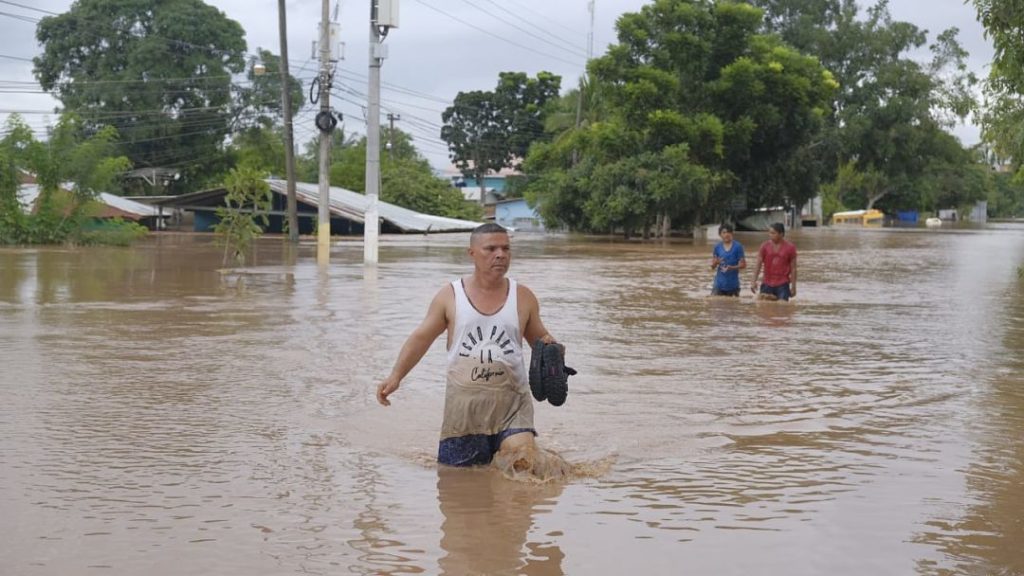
top-left (750, 222), bottom-right (798, 301)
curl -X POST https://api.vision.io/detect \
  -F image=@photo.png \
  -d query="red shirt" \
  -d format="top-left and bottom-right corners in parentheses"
top-left (759, 239), bottom-right (797, 287)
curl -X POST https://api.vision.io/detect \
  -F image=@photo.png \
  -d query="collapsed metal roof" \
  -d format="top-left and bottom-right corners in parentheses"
top-left (268, 180), bottom-right (480, 233)
top-left (96, 193), bottom-right (162, 218)
top-left (16, 184), bottom-right (162, 220)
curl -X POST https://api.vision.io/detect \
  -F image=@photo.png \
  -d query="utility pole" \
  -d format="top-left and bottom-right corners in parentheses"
top-left (365, 0), bottom-right (398, 265)
top-left (387, 112), bottom-right (400, 161)
top-left (316, 0), bottom-right (333, 262)
top-left (574, 0), bottom-right (595, 129)
top-left (278, 0), bottom-right (298, 243)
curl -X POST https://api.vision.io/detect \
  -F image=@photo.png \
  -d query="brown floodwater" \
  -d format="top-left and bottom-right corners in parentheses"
top-left (1, 225), bottom-right (1022, 575)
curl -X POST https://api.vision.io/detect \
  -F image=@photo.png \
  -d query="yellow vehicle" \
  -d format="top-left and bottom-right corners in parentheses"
top-left (830, 209), bottom-right (885, 227)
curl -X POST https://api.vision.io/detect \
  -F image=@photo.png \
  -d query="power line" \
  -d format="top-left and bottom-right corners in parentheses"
top-left (406, 0), bottom-right (582, 68)
top-left (479, 0), bottom-right (586, 46)
top-left (0, 1), bottom-right (57, 15)
top-left (503, 0), bottom-right (586, 37)
top-left (458, 0), bottom-right (587, 59)
top-left (0, 10), bottom-right (39, 23)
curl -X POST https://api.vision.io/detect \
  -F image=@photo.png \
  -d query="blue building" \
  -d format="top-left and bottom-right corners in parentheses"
top-left (492, 198), bottom-right (544, 232)
top-left (446, 167), bottom-right (523, 204)
top-left (453, 174), bottom-right (509, 193)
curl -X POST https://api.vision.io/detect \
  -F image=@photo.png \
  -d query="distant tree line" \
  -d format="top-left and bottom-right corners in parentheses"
top-left (0, 0), bottom-right (477, 246)
top-left (6, 0), bottom-right (1024, 247)
top-left (439, 0), bottom-right (1024, 234)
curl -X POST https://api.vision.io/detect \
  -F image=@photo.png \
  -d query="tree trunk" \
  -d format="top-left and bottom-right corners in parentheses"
top-left (866, 190), bottom-right (887, 210)
top-left (661, 212), bottom-right (671, 237)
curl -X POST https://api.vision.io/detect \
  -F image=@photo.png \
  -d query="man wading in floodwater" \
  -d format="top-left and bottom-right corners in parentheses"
top-left (750, 222), bottom-right (798, 301)
top-left (376, 223), bottom-right (563, 473)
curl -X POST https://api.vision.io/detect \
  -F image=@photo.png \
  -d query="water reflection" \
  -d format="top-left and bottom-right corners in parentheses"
top-left (0, 250), bottom-right (28, 303)
top-left (914, 271), bottom-right (1024, 574)
top-left (751, 299), bottom-right (795, 327)
top-left (437, 467), bottom-right (564, 576)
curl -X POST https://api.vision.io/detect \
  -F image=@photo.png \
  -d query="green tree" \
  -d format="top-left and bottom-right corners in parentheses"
top-left (0, 150), bottom-right (24, 244)
top-left (525, 0), bottom-right (834, 234)
top-left (232, 48), bottom-right (304, 130)
top-left (329, 140), bottom-right (368, 192)
top-left (750, 0), bottom-right (979, 213)
top-left (293, 126), bottom-right (478, 219)
top-left (441, 72), bottom-right (561, 203)
top-left (970, 0), bottom-right (1024, 180)
top-left (28, 114), bottom-right (132, 199)
top-left (296, 129), bottom-right (360, 183)
top-left (987, 170), bottom-right (1024, 218)
top-left (29, 114), bottom-right (133, 244)
top-left (214, 166), bottom-right (271, 266)
top-left (229, 126), bottom-right (286, 175)
top-left (382, 126), bottom-right (420, 161)
top-left (1, 115), bottom-right (36, 243)
top-left (382, 157), bottom-right (482, 221)
top-left (34, 0), bottom-right (247, 184)
top-left (1, 113), bottom-right (134, 245)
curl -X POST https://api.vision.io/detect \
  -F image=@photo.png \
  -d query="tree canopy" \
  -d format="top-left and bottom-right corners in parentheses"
top-left (0, 113), bottom-right (134, 245)
top-left (970, 0), bottom-right (1024, 185)
top-left (523, 0), bottom-right (835, 236)
top-left (286, 126), bottom-right (481, 221)
top-left (441, 72), bottom-right (561, 203)
top-left (33, 0), bottom-right (247, 183)
top-left (749, 0), bottom-right (982, 213)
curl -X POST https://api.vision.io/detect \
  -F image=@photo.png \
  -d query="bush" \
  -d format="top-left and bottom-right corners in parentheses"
top-left (75, 218), bottom-right (149, 246)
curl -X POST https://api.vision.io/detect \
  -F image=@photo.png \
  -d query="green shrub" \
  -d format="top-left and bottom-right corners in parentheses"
top-left (214, 167), bottom-right (271, 266)
top-left (75, 218), bottom-right (149, 246)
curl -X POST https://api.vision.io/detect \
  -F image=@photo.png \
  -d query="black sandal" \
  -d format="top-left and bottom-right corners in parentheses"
top-left (528, 338), bottom-right (547, 401)
top-left (541, 342), bottom-right (576, 407)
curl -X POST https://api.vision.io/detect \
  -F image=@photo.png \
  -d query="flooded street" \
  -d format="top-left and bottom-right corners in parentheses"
top-left (1, 225), bottom-right (1023, 575)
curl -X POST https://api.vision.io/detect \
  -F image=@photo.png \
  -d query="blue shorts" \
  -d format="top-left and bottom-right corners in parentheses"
top-left (437, 428), bottom-right (536, 467)
top-left (759, 283), bottom-right (792, 301)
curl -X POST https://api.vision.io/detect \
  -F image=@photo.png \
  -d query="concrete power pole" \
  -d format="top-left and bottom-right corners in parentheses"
top-left (574, 0), bottom-right (596, 129)
top-left (316, 0), bottom-right (333, 262)
top-left (364, 0), bottom-right (398, 265)
top-left (387, 112), bottom-right (400, 161)
top-left (278, 0), bottom-right (298, 243)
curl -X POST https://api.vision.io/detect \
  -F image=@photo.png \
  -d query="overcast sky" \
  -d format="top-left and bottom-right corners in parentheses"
top-left (0, 0), bottom-right (995, 171)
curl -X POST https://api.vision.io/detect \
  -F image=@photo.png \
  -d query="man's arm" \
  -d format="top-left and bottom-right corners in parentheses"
top-left (789, 253), bottom-right (798, 297)
top-left (750, 254), bottom-right (763, 293)
top-left (376, 286), bottom-right (450, 406)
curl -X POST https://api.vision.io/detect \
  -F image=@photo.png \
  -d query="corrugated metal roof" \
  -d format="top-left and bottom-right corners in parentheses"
top-left (96, 193), bottom-right (161, 217)
top-left (16, 184), bottom-right (40, 211)
top-left (268, 179), bottom-right (481, 233)
top-left (16, 185), bottom-right (160, 218)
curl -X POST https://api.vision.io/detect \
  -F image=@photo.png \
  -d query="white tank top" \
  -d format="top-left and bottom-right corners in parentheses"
top-left (447, 277), bottom-right (527, 386)
top-left (440, 278), bottom-right (532, 439)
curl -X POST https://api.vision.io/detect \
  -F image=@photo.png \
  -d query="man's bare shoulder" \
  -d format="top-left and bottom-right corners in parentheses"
top-left (516, 281), bottom-right (540, 307)
top-left (430, 281), bottom-right (456, 304)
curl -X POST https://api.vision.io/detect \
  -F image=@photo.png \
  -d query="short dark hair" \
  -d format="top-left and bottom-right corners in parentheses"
top-left (769, 222), bottom-right (785, 235)
top-left (718, 223), bottom-right (734, 234)
top-left (470, 222), bottom-right (508, 244)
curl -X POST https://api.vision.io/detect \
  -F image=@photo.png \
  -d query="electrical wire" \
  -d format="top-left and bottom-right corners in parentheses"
top-left (405, 0), bottom-right (582, 67)
top-left (457, 0), bottom-right (587, 59)
top-left (0, 1), bottom-right (57, 15)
